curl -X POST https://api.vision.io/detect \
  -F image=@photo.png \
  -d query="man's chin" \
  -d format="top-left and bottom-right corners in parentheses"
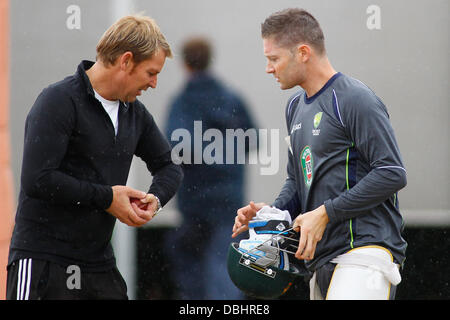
top-left (279, 82), bottom-right (295, 90)
top-left (124, 96), bottom-right (137, 103)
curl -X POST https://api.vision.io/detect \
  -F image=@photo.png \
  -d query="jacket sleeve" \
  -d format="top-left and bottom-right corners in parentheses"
top-left (272, 150), bottom-right (301, 217)
top-left (272, 92), bottom-right (303, 217)
top-left (20, 87), bottom-right (113, 209)
top-left (134, 106), bottom-right (183, 206)
top-left (324, 88), bottom-right (407, 222)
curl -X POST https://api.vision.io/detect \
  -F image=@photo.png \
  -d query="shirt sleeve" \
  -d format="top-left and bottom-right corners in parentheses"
top-left (324, 88), bottom-right (407, 222)
top-left (272, 92), bottom-right (303, 217)
top-left (20, 86), bottom-right (113, 209)
top-left (272, 150), bottom-right (301, 217)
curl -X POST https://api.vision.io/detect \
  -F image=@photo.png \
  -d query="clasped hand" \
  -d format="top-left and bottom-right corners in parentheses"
top-left (106, 185), bottom-right (159, 227)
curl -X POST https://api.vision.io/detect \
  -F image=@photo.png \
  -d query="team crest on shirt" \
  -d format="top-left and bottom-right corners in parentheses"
top-left (300, 145), bottom-right (314, 188)
top-left (312, 112), bottom-right (323, 136)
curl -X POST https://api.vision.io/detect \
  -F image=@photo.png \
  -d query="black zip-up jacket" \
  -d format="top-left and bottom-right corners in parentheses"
top-left (8, 61), bottom-right (183, 271)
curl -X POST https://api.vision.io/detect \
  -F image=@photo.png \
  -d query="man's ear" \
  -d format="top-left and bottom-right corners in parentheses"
top-left (296, 44), bottom-right (312, 63)
top-left (118, 51), bottom-right (134, 71)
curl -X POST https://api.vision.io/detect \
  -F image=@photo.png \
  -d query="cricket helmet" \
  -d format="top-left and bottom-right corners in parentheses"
top-left (227, 219), bottom-right (307, 299)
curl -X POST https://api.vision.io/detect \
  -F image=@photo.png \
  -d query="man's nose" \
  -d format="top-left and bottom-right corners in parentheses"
top-left (149, 76), bottom-right (157, 88)
top-left (265, 63), bottom-right (274, 74)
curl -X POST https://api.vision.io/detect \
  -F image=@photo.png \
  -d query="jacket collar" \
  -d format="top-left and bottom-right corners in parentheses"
top-left (76, 60), bottom-right (96, 97)
top-left (76, 60), bottom-right (129, 111)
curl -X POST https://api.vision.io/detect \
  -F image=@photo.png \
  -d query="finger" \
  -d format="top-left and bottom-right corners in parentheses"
top-left (308, 240), bottom-right (317, 260)
top-left (133, 204), bottom-right (153, 220)
top-left (233, 203), bottom-right (258, 238)
top-left (242, 207), bottom-right (256, 221)
top-left (232, 216), bottom-right (241, 233)
top-left (236, 205), bottom-right (250, 216)
top-left (232, 215), bottom-right (244, 234)
top-left (139, 193), bottom-right (155, 204)
top-left (128, 204), bottom-right (149, 225)
top-left (232, 224), bottom-right (249, 238)
top-left (131, 202), bottom-right (152, 221)
top-left (237, 210), bottom-right (250, 223)
top-left (301, 235), bottom-right (316, 260)
top-left (296, 228), bottom-right (308, 260)
top-left (126, 187), bottom-right (147, 200)
top-left (235, 214), bottom-right (252, 234)
top-left (232, 212), bottom-right (250, 237)
top-left (292, 219), bottom-right (301, 233)
top-left (249, 201), bottom-right (259, 212)
top-left (130, 198), bottom-right (147, 209)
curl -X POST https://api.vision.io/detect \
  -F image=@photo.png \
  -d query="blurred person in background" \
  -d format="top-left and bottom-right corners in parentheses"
top-left (164, 37), bottom-right (258, 299)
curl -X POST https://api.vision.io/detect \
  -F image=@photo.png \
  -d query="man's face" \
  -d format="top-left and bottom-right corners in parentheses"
top-left (122, 48), bottom-right (166, 102)
top-left (263, 37), bottom-right (303, 90)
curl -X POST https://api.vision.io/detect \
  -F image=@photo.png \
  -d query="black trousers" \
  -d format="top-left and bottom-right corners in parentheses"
top-left (6, 258), bottom-right (128, 300)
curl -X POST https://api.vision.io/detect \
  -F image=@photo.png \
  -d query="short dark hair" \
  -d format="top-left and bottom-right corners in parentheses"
top-left (182, 37), bottom-right (212, 71)
top-left (261, 8), bottom-right (326, 55)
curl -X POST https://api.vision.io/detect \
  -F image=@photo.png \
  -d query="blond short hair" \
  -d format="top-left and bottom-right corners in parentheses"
top-left (96, 15), bottom-right (173, 66)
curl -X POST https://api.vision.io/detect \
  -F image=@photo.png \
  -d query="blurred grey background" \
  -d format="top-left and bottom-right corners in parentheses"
top-left (8, 0), bottom-right (449, 299)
